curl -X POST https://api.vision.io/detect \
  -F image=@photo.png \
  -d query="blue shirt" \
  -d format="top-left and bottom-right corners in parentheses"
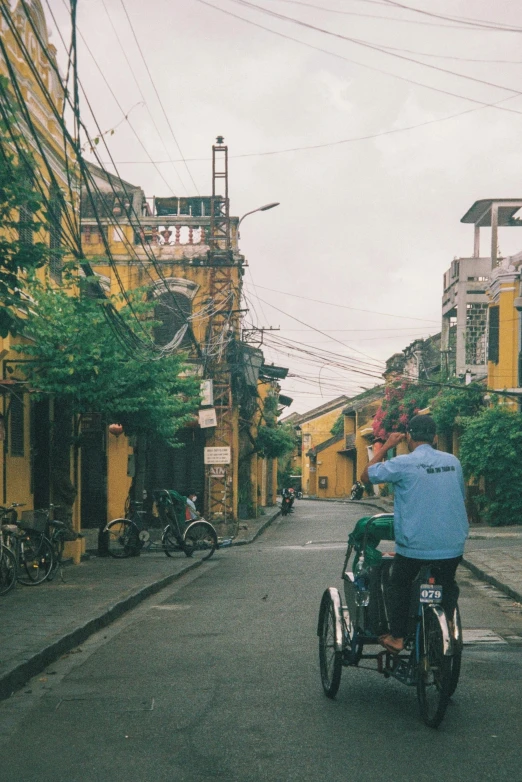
top-left (368, 444), bottom-right (469, 559)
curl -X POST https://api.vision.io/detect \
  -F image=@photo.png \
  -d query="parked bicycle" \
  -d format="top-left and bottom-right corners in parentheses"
top-left (0, 506), bottom-right (17, 595)
top-left (1, 503), bottom-right (54, 585)
top-left (105, 490), bottom-right (218, 562)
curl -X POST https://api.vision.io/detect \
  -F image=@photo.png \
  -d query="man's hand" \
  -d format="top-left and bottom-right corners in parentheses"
top-left (360, 431), bottom-right (405, 484)
top-left (385, 432), bottom-right (405, 449)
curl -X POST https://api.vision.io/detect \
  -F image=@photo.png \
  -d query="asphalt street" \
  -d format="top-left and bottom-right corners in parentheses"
top-left (1, 501), bottom-right (521, 782)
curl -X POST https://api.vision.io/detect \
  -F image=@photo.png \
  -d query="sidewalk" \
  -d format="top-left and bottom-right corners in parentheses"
top-left (0, 508), bottom-right (280, 701)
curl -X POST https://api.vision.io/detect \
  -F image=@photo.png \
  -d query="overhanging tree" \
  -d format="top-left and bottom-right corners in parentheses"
top-left (14, 277), bottom-right (201, 531)
top-left (0, 77), bottom-right (51, 337)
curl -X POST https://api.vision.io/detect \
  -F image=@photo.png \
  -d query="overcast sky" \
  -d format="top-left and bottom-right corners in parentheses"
top-left (45, 0), bottom-right (522, 413)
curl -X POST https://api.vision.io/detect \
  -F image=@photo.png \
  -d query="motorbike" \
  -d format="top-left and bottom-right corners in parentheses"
top-left (281, 488), bottom-right (295, 516)
top-left (349, 481), bottom-right (364, 500)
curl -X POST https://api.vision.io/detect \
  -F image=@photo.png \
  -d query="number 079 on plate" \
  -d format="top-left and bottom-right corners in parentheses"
top-left (420, 584), bottom-right (443, 603)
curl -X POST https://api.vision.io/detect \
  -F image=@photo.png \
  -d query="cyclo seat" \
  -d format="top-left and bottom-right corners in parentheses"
top-left (347, 514), bottom-right (395, 636)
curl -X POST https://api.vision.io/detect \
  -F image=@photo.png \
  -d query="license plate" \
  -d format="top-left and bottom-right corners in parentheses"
top-left (420, 584), bottom-right (443, 603)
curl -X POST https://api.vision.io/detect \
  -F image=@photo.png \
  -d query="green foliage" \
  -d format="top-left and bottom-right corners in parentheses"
top-left (459, 406), bottom-right (522, 526)
top-left (330, 413), bottom-right (344, 437)
top-left (255, 422), bottom-right (297, 460)
top-left (430, 383), bottom-right (484, 432)
top-left (14, 277), bottom-right (200, 444)
top-left (0, 80), bottom-right (51, 336)
top-left (372, 382), bottom-right (434, 438)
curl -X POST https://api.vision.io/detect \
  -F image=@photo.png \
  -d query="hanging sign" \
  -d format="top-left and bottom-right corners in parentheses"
top-left (198, 408), bottom-right (217, 428)
top-left (200, 379), bottom-right (214, 406)
top-left (204, 447), bottom-right (231, 465)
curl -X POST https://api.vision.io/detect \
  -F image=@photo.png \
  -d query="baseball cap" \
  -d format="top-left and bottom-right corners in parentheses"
top-left (407, 414), bottom-right (436, 440)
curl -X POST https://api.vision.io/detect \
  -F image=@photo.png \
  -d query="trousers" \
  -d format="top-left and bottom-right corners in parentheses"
top-left (387, 553), bottom-right (462, 639)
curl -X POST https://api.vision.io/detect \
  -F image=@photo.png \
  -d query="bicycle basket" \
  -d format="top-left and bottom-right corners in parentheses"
top-left (19, 510), bottom-right (47, 533)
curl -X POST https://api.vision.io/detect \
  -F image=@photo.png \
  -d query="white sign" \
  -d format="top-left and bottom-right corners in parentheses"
top-left (198, 408), bottom-right (217, 428)
top-left (204, 447), bottom-right (231, 465)
top-left (209, 465), bottom-right (227, 478)
top-left (200, 379), bottom-right (214, 406)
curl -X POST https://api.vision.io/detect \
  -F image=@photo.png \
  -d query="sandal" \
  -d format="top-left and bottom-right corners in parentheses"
top-left (379, 634), bottom-right (404, 654)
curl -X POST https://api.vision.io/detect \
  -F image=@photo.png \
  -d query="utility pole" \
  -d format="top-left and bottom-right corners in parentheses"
top-left (204, 137), bottom-right (237, 523)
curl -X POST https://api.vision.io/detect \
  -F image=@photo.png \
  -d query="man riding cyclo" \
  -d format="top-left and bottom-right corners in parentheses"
top-left (360, 414), bottom-right (469, 654)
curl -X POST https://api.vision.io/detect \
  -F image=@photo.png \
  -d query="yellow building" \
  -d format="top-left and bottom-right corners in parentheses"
top-left (296, 396), bottom-right (349, 496)
top-left (486, 262), bottom-right (521, 396)
top-left (0, 1), bottom-right (82, 559)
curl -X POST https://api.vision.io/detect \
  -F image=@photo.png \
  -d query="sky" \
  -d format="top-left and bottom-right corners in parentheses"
top-left (42, 0), bottom-right (522, 413)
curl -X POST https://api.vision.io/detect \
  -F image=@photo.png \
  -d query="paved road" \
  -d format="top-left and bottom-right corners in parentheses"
top-left (1, 502), bottom-right (521, 781)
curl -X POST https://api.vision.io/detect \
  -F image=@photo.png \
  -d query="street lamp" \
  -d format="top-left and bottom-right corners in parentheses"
top-left (238, 202), bottom-right (280, 231)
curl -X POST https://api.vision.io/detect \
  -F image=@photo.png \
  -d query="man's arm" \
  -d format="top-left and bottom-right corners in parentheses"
top-left (360, 432), bottom-right (405, 484)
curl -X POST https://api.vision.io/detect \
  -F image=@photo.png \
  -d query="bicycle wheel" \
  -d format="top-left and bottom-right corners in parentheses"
top-left (18, 535), bottom-right (54, 585)
top-left (448, 604), bottom-right (463, 697)
top-left (318, 590), bottom-right (343, 698)
top-left (162, 525), bottom-right (182, 558)
top-left (47, 535), bottom-right (65, 582)
top-left (417, 606), bottom-right (452, 728)
top-left (0, 546), bottom-right (17, 595)
top-left (182, 521), bottom-right (217, 561)
top-left (106, 519), bottom-right (139, 558)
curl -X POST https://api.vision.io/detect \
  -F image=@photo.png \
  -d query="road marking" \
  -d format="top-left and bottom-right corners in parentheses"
top-left (151, 604), bottom-right (191, 611)
top-left (463, 629), bottom-right (507, 645)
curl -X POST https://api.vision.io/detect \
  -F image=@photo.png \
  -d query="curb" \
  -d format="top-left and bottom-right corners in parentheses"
top-left (298, 496), bottom-right (393, 513)
top-left (0, 559), bottom-right (202, 702)
top-left (461, 557), bottom-right (522, 605)
top-left (232, 509), bottom-right (281, 545)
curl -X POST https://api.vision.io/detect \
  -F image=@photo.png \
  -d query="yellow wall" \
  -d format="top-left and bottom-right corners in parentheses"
top-left (314, 442), bottom-right (352, 498)
top-left (300, 405), bottom-right (346, 494)
top-left (488, 274), bottom-right (520, 392)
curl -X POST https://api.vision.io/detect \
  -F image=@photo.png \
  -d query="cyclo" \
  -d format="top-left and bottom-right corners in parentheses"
top-left (317, 513), bottom-right (463, 728)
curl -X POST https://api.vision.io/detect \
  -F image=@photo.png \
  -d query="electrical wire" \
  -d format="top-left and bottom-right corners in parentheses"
top-left (115, 0), bottom-right (200, 195)
top-left (227, 0), bottom-right (522, 105)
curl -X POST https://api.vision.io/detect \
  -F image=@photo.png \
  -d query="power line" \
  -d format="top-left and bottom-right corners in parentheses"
top-left (116, 0), bottom-right (200, 195)
top-left (227, 0), bottom-right (522, 104)
top-left (250, 283), bottom-right (440, 323)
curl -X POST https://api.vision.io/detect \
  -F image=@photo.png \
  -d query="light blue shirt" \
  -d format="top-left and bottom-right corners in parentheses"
top-left (368, 444), bottom-right (469, 559)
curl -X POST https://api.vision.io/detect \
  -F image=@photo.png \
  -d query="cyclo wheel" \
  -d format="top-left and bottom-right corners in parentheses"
top-left (182, 521), bottom-right (217, 562)
top-left (448, 604), bottom-right (463, 697)
top-left (417, 606), bottom-right (452, 728)
top-left (0, 546), bottom-right (17, 595)
top-left (162, 525), bottom-right (182, 558)
top-left (106, 519), bottom-right (139, 558)
top-left (318, 589), bottom-right (343, 698)
top-left (18, 534), bottom-right (54, 585)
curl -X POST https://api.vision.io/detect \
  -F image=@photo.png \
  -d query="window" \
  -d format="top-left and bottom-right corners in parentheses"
top-left (18, 172), bottom-right (33, 245)
top-left (48, 185), bottom-right (62, 283)
top-left (488, 306), bottom-right (499, 364)
top-left (9, 394), bottom-right (24, 457)
top-left (153, 291), bottom-right (192, 349)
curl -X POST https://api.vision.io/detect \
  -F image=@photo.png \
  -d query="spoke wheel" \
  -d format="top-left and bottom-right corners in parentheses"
top-left (162, 526), bottom-right (182, 558)
top-left (0, 546), bottom-right (17, 595)
top-left (417, 607), bottom-right (451, 728)
top-left (106, 519), bottom-right (139, 559)
top-left (182, 521), bottom-right (217, 562)
top-left (318, 592), bottom-right (343, 698)
top-left (18, 535), bottom-right (54, 585)
top-left (448, 605), bottom-right (463, 697)
top-left (47, 536), bottom-right (65, 582)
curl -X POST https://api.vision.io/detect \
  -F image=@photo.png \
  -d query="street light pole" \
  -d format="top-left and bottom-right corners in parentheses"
top-left (238, 202), bottom-right (280, 235)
